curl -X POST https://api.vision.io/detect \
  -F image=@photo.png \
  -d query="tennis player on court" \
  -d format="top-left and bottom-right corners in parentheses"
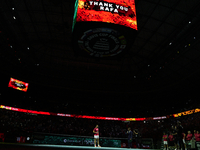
top-left (93, 125), bottom-right (101, 147)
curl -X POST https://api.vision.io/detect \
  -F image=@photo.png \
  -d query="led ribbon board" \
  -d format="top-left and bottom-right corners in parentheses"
top-left (2, 105), bottom-right (200, 121)
top-left (8, 78), bottom-right (29, 92)
top-left (173, 108), bottom-right (200, 117)
top-left (72, 0), bottom-right (137, 58)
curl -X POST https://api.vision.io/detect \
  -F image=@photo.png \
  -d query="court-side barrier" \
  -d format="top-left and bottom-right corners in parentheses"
top-left (16, 136), bottom-right (26, 143)
top-left (196, 142), bottom-right (200, 150)
top-left (164, 140), bottom-right (200, 150)
top-left (0, 133), bottom-right (5, 142)
top-left (186, 140), bottom-right (200, 150)
top-left (32, 132), bottom-right (154, 148)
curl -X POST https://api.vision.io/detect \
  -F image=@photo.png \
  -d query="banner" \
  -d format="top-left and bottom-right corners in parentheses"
top-left (33, 134), bottom-right (121, 147)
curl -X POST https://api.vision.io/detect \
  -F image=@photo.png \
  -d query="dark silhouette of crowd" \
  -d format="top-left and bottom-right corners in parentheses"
top-left (1, 104), bottom-right (200, 147)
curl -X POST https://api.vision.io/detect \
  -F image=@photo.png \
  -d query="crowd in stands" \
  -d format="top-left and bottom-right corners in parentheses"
top-left (0, 105), bottom-right (200, 145)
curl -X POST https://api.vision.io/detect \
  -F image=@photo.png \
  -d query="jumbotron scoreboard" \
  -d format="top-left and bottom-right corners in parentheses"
top-left (72, 0), bottom-right (138, 58)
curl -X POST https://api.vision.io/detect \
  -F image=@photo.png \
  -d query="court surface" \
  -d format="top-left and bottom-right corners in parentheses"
top-left (0, 142), bottom-right (159, 150)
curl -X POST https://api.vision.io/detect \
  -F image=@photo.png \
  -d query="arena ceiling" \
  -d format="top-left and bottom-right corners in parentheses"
top-left (0, 0), bottom-right (200, 118)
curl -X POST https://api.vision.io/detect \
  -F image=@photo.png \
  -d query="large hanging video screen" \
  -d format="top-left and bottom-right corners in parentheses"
top-left (75, 0), bottom-right (137, 30)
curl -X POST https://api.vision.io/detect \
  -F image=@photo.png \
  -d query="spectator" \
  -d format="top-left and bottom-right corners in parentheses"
top-left (194, 131), bottom-right (200, 142)
top-left (168, 132), bottom-right (174, 147)
top-left (186, 131), bottom-right (193, 141)
top-left (194, 130), bottom-right (197, 139)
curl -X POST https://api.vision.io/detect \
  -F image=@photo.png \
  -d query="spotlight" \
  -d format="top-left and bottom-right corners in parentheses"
top-left (12, 8), bottom-right (15, 10)
top-left (13, 16), bottom-right (16, 19)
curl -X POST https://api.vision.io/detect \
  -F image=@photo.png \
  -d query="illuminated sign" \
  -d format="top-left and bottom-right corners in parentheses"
top-left (76, 0), bottom-right (137, 30)
top-left (8, 78), bottom-right (29, 92)
top-left (0, 105), bottom-right (11, 110)
top-left (0, 105), bottom-right (50, 115)
top-left (59, 114), bottom-right (126, 121)
top-left (173, 108), bottom-right (200, 117)
top-left (121, 118), bottom-right (146, 121)
top-left (0, 105), bottom-right (145, 121)
top-left (153, 116), bottom-right (167, 120)
top-left (57, 113), bottom-right (71, 117)
top-left (3, 105), bottom-right (199, 121)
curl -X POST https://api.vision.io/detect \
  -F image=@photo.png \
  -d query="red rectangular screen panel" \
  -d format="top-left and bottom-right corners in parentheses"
top-left (8, 78), bottom-right (29, 92)
top-left (76, 0), bottom-right (137, 30)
